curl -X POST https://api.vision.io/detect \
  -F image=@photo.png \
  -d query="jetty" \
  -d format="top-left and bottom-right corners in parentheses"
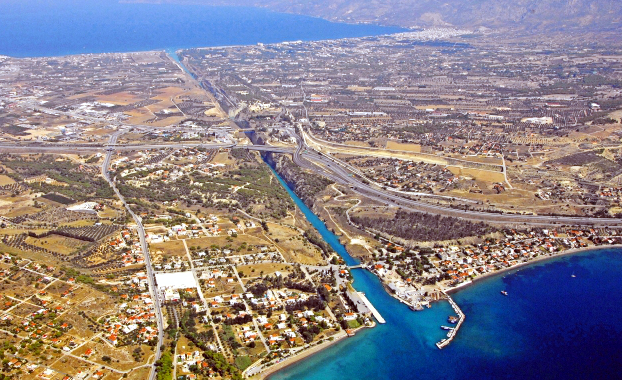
top-left (357, 291), bottom-right (386, 324)
top-left (348, 287), bottom-right (386, 324)
top-left (435, 292), bottom-right (465, 349)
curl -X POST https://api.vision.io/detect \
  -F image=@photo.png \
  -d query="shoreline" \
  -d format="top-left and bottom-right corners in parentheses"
top-left (257, 328), bottom-right (359, 380)
top-left (444, 243), bottom-right (622, 295)
top-left (1, 6), bottom-right (404, 60)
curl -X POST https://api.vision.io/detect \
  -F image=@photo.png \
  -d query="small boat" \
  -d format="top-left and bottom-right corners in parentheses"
top-left (410, 304), bottom-right (424, 311)
top-left (448, 316), bottom-right (459, 324)
top-left (501, 290), bottom-right (508, 296)
top-left (441, 326), bottom-right (454, 331)
top-left (571, 272), bottom-right (576, 278)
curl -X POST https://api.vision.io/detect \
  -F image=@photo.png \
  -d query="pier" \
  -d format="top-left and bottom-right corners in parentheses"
top-left (435, 292), bottom-right (465, 349)
top-left (357, 291), bottom-right (386, 324)
top-left (346, 287), bottom-right (386, 324)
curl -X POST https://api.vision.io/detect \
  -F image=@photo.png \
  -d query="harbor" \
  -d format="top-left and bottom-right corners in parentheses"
top-left (435, 292), bottom-right (465, 349)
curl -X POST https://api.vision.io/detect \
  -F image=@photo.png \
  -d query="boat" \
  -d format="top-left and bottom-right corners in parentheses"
top-left (441, 326), bottom-right (454, 330)
top-left (501, 290), bottom-right (508, 296)
top-left (410, 304), bottom-right (424, 311)
top-left (571, 272), bottom-right (576, 278)
top-left (448, 316), bottom-right (458, 324)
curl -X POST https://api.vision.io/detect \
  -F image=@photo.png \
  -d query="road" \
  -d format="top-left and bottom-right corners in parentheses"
top-left (101, 130), bottom-right (165, 380)
top-left (3, 135), bottom-right (622, 227)
top-left (284, 128), bottom-right (622, 227)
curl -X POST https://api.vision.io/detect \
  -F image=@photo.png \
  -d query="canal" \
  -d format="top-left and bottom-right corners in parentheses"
top-left (265, 158), bottom-right (622, 380)
top-left (265, 160), bottom-right (457, 380)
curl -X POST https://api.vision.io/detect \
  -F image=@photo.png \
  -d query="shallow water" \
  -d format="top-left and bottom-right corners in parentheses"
top-left (268, 161), bottom-right (622, 380)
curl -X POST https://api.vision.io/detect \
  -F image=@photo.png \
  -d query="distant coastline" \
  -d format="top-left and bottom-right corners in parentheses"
top-left (0, 1), bottom-right (403, 58)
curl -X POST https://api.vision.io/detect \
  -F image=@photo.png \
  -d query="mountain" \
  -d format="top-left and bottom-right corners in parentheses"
top-left (133, 0), bottom-right (622, 33)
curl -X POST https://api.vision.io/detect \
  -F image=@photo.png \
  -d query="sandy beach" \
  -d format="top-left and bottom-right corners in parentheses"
top-left (445, 243), bottom-right (622, 295)
top-left (256, 330), bottom-right (351, 379)
top-left (256, 243), bottom-right (622, 378)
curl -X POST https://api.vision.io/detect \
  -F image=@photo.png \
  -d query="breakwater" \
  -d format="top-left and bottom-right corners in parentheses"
top-left (435, 292), bottom-right (465, 349)
top-left (358, 292), bottom-right (386, 324)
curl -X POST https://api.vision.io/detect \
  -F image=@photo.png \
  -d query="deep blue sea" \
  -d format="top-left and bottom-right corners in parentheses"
top-left (0, 0), bottom-right (403, 57)
top-left (3, 3), bottom-right (620, 377)
top-left (269, 162), bottom-right (622, 380)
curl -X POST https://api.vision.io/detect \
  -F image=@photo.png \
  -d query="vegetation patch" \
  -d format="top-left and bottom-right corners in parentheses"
top-left (352, 210), bottom-right (496, 242)
top-left (41, 192), bottom-right (75, 205)
top-left (1, 154), bottom-right (113, 200)
top-left (2, 125), bottom-right (29, 136)
top-left (273, 154), bottom-right (333, 208)
top-left (234, 355), bottom-right (252, 370)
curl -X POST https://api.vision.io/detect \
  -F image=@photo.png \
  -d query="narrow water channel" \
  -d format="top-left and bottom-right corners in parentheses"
top-left (264, 159), bottom-right (458, 379)
top-left (264, 158), bottom-right (622, 380)
top-left (265, 161), bottom-right (359, 266)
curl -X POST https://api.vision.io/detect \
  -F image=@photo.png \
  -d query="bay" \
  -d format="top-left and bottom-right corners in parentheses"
top-left (271, 247), bottom-right (622, 380)
top-left (0, 0), bottom-right (403, 57)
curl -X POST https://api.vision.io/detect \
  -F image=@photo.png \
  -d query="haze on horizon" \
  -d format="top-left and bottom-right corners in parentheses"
top-left (125, 0), bottom-right (622, 33)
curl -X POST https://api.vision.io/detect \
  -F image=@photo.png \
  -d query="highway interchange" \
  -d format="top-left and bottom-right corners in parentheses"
top-left (2, 124), bottom-right (622, 379)
top-left (2, 131), bottom-right (622, 227)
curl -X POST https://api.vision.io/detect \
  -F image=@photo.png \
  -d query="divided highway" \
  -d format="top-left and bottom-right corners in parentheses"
top-left (3, 137), bottom-right (622, 227)
top-left (290, 132), bottom-right (622, 227)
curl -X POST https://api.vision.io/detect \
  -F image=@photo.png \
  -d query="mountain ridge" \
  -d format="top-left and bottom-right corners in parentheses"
top-left (125, 0), bottom-right (622, 33)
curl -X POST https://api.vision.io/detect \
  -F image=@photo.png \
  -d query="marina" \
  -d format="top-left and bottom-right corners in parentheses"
top-left (435, 292), bottom-right (465, 349)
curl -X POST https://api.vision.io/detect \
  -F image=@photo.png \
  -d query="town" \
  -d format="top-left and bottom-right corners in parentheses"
top-left (0, 24), bottom-right (621, 380)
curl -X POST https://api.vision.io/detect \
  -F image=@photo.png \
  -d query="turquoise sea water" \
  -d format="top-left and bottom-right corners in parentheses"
top-left (3, 3), bottom-right (621, 376)
top-left (268, 162), bottom-right (622, 380)
top-left (0, 0), bottom-right (403, 57)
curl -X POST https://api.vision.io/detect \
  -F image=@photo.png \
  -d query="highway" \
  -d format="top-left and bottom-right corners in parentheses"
top-left (0, 141), bottom-right (291, 153)
top-left (288, 128), bottom-right (622, 227)
top-left (300, 148), bottom-right (622, 227)
top-left (4, 134), bottom-right (622, 229)
top-left (101, 131), bottom-right (165, 380)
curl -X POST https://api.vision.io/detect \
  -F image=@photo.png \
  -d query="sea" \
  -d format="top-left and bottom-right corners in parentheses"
top-left (269, 162), bottom-right (622, 380)
top-left (0, 0), bottom-right (403, 57)
top-left (3, 2), bottom-right (622, 378)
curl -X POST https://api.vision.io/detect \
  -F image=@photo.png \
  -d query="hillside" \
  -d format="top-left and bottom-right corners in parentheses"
top-left (130, 0), bottom-right (622, 32)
